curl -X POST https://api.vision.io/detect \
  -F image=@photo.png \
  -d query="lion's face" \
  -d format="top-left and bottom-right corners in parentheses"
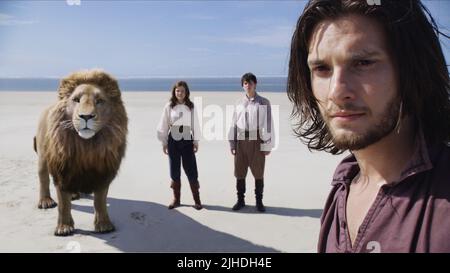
top-left (66, 84), bottom-right (112, 139)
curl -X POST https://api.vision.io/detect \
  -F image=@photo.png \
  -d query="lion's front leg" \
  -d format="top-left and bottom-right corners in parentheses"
top-left (94, 186), bottom-right (115, 233)
top-left (54, 185), bottom-right (74, 236)
top-left (37, 157), bottom-right (57, 209)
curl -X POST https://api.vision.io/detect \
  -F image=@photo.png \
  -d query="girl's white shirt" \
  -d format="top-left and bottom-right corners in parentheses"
top-left (157, 102), bottom-right (200, 146)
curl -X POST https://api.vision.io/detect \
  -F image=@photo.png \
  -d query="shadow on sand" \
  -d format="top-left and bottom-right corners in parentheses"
top-left (71, 196), bottom-right (322, 252)
top-left (203, 204), bottom-right (322, 218)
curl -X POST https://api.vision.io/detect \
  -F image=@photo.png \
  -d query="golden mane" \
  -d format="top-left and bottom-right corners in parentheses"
top-left (42, 70), bottom-right (128, 193)
top-left (57, 69), bottom-right (123, 101)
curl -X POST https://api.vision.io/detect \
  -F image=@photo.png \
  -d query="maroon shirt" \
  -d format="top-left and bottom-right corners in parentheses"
top-left (318, 132), bottom-right (450, 253)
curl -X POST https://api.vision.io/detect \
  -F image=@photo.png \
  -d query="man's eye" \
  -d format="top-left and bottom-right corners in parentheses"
top-left (96, 99), bottom-right (104, 105)
top-left (73, 97), bottom-right (80, 103)
top-left (356, 60), bottom-right (375, 67)
top-left (312, 65), bottom-right (330, 72)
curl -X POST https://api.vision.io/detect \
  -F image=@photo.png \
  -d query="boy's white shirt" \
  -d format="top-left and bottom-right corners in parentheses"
top-left (227, 93), bottom-right (275, 152)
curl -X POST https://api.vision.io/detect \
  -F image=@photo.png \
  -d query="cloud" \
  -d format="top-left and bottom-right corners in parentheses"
top-left (10, 4), bottom-right (28, 10)
top-left (66, 0), bottom-right (81, 6)
top-left (0, 13), bottom-right (37, 26)
top-left (219, 26), bottom-right (295, 48)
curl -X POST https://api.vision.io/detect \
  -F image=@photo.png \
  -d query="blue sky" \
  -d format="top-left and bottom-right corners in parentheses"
top-left (0, 0), bottom-right (449, 78)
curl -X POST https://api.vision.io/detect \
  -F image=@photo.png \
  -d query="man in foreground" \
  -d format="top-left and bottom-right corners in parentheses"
top-left (287, 0), bottom-right (450, 252)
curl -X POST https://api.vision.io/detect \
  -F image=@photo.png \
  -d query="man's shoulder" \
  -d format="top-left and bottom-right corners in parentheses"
top-left (256, 93), bottom-right (271, 105)
top-left (428, 141), bottom-right (450, 188)
top-left (429, 141), bottom-right (450, 168)
top-left (330, 153), bottom-right (359, 186)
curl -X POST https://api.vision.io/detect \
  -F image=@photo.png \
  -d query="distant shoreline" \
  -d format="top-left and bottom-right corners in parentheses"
top-left (0, 77), bottom-right (288, 92)
top-left (0, 76), bottom-right (288, 79)
top-left (0, 90), bottom-right (284, 94)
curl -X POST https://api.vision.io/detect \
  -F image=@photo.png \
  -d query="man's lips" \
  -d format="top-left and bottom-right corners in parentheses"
top-left (329, 112), bottom-right (365, 121)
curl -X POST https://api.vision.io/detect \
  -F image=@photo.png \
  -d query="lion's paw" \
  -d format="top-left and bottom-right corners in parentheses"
top-left (38, 197), bottom-right (57, 209)
top-left (95, 220), bottom-right (115, 234)
top-left (54, 224), bottom-right (74, 236)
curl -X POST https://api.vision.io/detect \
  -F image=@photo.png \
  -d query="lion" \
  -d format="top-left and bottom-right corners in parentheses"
top-left (34, 69), bottom-right (128, 236)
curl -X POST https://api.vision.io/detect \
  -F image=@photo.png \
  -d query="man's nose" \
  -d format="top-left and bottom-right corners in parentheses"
top-left (329, 68), bottom-right (355, 103)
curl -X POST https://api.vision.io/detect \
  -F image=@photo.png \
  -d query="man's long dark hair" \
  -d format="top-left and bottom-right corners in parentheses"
top-left (170, 80), bottom-right (194, 109)
top-left (287, 0), bottom-right (450, 154)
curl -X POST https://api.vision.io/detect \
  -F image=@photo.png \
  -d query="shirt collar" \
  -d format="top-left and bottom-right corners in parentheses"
top-left (331, 129), bottom-right (433, 187)
top-left (245, 92), bottom-right (258, 102)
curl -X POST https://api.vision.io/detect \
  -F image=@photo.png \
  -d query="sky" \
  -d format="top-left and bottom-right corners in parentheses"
top-left (0, 0), bottom-right (449, 78)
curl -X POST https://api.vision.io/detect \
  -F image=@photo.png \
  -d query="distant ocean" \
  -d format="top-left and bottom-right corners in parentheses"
top-left (0, 77), bottom-right (287, 92)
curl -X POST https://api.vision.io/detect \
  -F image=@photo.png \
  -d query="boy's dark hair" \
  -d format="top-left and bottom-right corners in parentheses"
top-left (170, 81), bottom-right (194, 109)
top-left (241, 73), bottom-right (258, 86)
top-left (287, 0), bottom-right (450, 154)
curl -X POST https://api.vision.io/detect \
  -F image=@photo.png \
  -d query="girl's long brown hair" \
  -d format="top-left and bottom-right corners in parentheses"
top-left (170, 81), bottom-right (194, 109)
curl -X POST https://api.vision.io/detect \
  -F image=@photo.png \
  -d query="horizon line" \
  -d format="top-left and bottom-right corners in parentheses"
top-left (0, 75), bottom-right (288, 79)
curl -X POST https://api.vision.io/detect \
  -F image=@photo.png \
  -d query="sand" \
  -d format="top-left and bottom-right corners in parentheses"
top-left (0, 91), bottom-right (345, 253)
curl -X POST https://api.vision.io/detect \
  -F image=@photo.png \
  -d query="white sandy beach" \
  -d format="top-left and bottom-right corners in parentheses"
top-left (0, 91), bottom-right (345, 253)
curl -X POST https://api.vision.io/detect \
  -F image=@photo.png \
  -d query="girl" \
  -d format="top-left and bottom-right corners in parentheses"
top-left (157, 81), bottom-right (202, 210)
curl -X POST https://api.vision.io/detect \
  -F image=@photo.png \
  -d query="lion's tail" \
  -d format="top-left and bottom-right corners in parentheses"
top-left (33, 136), bottom-right (37, 153)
